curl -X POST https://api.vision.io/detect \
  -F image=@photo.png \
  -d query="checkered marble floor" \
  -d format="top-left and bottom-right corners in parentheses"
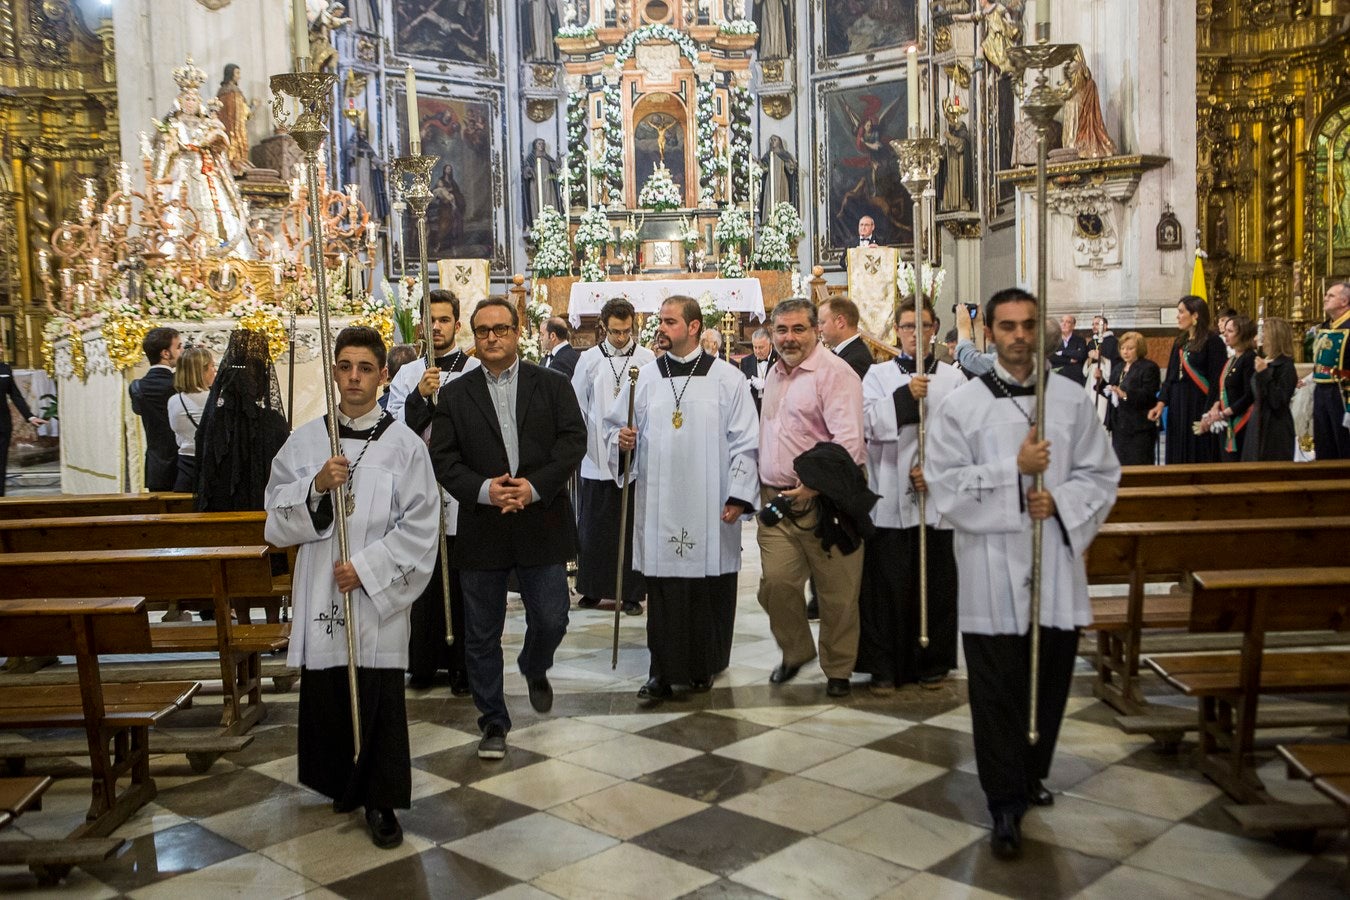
top-left (1, 525), bottom-right (1346, 899)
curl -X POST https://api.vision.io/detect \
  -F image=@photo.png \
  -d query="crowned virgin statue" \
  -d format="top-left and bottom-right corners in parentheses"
top-left (151, 58), bottom-right (253, 258)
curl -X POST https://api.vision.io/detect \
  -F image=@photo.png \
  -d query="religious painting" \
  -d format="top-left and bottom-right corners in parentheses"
top-left (634, 111), bottom-right (687, 201)
top-left (1313, 100), bottom-right (1350, 279)
top-left (820, 0), bottom-right (917, 64)
top-left (392, 0), bottom-right (490, 68)
top-left (815, 77), bottom-right (914, 259)
top-left (987, 75), bottom-right (1018, 225)
top-left (393, 90), bottom-right (499, 266)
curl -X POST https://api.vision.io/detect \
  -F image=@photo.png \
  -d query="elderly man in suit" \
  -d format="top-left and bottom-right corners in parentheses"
top-left (1048, 315), bottom-right (1089, 385)
top-left (430, 298), bottom-right (587, 761)
top-left (738, 328), bottom-right (778, 414)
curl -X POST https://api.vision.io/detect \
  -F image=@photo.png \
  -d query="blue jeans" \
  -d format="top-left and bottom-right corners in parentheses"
top-left (459, 564), bottom-right (570, 733)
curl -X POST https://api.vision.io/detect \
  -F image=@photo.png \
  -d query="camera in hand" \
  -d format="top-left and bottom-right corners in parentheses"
top-left (952, 302), bottom-right (979, 320)
top-left (758, 493), bottom-right (793, 527)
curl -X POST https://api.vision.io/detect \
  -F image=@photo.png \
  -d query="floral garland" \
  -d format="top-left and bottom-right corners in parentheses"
top-left (695, 81), bottom-right (722, 206)
top-left (730, 87), bottom-right (753, 205)
top-left (638, 163), bottom-right (682, 211)
top-left (565, 92), bottom-right (588, 209)
top-left (613, 23), bottom-right (700, 66)
top-left (557, 23), bottom-right (596, 39)
top-left (718, 20), bottom-right (759, 36)
top-left (601, 83), bottom-right (623, 204)
top-left (529, 206), bottom-right (572, 278)
top-left (228, 295), bottom-right (290, 360)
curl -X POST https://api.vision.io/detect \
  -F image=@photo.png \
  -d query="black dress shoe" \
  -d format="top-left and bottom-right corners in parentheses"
top-left (365, 807), bottom-right (403, 849)
top-left (407, 674), bottom-right (434, 690)
top-left (527, 676), bottom-right (553, 713)
top-left (449, 672), bottom-right (471, 697)
top-left (990, 811), bottom-right (1022, 860)
top-left (1029, 780), bottom-right (1054, 807)
top-left (622, 600), bottom-right (643, 616)
top-left (577, 596), bottom-right (601, 609)
top-left (769, 661), bottom-right (803, 684)
top-left (637, 678), bottom-right (673, 703)
top-left (826, 677), bottom-right (851, 698)
top-left (689, 677), bottom-right (712, 693)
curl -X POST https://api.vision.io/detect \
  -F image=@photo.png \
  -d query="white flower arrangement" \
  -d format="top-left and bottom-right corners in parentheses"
top-left (529, 206), bottom-right (572, 278)
top-left (718, 19), bottom-right (759, 36)
top-left (698, 291), bottom-right (724, 332)
top-left (720, 253), bottom-right (746, 279)
top-left (574, 206), bottom-right (612, 249)
top-left (226, 293), bottom-right (286, 321)
top-left (766, 201), bottom-right (805, 244)
top-left (556, 23), bottom-right (597, 39)
top-left (638, 313), bottom-right (660, 348)
top-left (579, 256), bottom-right (607, 283)
top-left (638, 163), bottom-right (682, 211)
top-left (618, 227), bottom-right (639, 249)
top-left (141, 270), bottom-right (210, 321)
top-left (714, 206), bottom-right (751, 244)
top-left (897, 262), bottom-right (947, 305)
top-left (525, 298), bottom-right (553, 333)
top-left (751, 226), bottom-right (793, 271)
top-left (678, 216), bottom-right (701, 249)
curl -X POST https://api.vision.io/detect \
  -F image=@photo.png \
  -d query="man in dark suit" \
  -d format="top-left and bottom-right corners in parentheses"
top-left (737, 328), bottom-right (778, 413)
top-left (540, 317), bottom-right (580, 378)
top-left (1047, 314), bottom-right (1089, 385)
top-left (0, 361), bottom-right (47, 496)
top-left (819, 295), bottom-right (875, 380)
top-left (430, 298), bottom-right (587, 761)
top-left (129, 326), bottom-right (182, 491)
top-left (839, 215), bottom-right (880, 270)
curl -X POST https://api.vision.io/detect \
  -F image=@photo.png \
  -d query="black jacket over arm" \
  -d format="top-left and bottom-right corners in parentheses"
top-left (429, 361), bottom-right (587, 570)
top-left (129, 367), bottom-right (178, 491)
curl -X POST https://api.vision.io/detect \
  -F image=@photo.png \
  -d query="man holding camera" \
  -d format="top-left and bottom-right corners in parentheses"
top-left (610, 297), bottom-right (760, 702)
top-left (757, 298), bottom-right (867, 698)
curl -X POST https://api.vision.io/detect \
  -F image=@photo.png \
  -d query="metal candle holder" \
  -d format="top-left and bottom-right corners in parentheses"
top-left (390, 152), bottom-right (455, 647)
top-left (889, 134), bottom-right (943, 654)
top-left (1005, 39), bottom-right (1079, 746)
top-left (270, 63), bottom-right (364, 757)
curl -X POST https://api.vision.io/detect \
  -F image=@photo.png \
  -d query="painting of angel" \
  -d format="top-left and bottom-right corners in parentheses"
top-left (823, 80), bottom-right (913, 251)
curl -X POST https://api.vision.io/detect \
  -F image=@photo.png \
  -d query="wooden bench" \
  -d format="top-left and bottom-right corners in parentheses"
top-left (1142, 568), bottom-right (1350, 832)
top-left (1107, 480), bottom-right (1350, 523)
top-left (1279, 743), bottom-right (1350, 890)
top-left (0, 597), bottom-right (204, 883)
top-left (0, 775), bottom-right (51, 832)
top-left (1120, 459), bottom-right (1350, 488)
top-left (1311, 776), bottom-right (1350, 891)
top-left (0, 548), bottom-right (284, 740)
top-left (0, 492), bottom-right (195, 520)
top-left (1086, 516), bottom-right (1350, 717)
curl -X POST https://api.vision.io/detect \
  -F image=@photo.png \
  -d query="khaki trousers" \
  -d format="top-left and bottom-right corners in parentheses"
top-left (756, 487), bottom-right (864, 679)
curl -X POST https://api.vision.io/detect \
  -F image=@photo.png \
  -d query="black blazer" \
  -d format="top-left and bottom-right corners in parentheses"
top-left (1105, 358), bottom-right (1161, 436)
top-left (738, 350), bottom-right (779, 412)
top-left (430, 361), bottom-right (587, 569)
top-left (835, 337), bottom-right (875, 380)
top-left (0, 363), bottom-right (34, 434)
top-left (1243, 355), bottom-right (1297, 461)
top-left (129, 366), bottom-right (178, 491)
top-left (543, 343), bottom-right (580, 379)
top-left (1048, 333), bottom-right (1090, 385)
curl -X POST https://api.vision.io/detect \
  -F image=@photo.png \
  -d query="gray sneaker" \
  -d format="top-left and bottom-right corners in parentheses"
top-left (478, 724), bottom-right (507, 760)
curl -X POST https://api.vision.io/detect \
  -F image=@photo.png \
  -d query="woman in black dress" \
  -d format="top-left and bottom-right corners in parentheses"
top-left (1104, 331), bottom-right (1161, 465)
top-left (1203, 313), bottom-right (1257, 461)
top-left (1150, 295), bottom-right (1227, 463)
top-left (1242, 316), bottom-right (1298, 461)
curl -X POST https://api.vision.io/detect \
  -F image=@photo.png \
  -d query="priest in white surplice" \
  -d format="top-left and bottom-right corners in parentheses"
top-left (607, 296), bottom-right (760, 702)
top-left (265, 326), bottom-right (439, 850)
top-left (856, 298), bottom-right (966, 692)
top-left (925, 289), bottom-right (1119, 861)
top-left (571, 297), bottom-right (654, 613)
top-left (384, 290), bottom-right (480, 692)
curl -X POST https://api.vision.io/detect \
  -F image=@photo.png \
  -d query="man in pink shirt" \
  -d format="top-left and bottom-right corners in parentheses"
top-left (757, 298), bottom-right (868, 697)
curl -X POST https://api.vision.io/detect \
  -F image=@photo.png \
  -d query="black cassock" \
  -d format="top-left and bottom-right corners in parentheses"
top-left (298, 667), bottom-right (411, 809)
top-left (856, 526), bottom-right (958, 684)
top-left (575, 478), bottom-right (645, 604)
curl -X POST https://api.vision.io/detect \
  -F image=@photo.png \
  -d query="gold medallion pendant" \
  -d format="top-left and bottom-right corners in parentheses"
top-left (613, 383), bottom-right (621, 398)
top-left (343, 487), bottom-right (357, 517)
top-left (672, 409), bottom-right (684, 429)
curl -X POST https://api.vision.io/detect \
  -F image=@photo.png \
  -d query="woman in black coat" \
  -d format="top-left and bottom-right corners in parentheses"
top-left (1105, 331), bottom-right (1161, 465)
top-left (1242, 316), bottom-right (1298, 461)
top-left (1204, 313), bottom-right (1257, 461)
top-left (1150, 295), bottom-right (1227, 463)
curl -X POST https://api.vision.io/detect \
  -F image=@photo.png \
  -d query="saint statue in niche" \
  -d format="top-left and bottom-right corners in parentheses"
top-left (952, 0), bottom-right (1024, 73)
top-left (753, 0), bottom-right (792, 59)
top-left (1061, 49), bottom-right (1117, 160)
top-left (758, 135), bottom-right (798, 218)
top-left (941, 113), bottom-right (973, 212)
top-left (522, 138), bottom-right (561, 230)
top-left (215, 64), bottom-right (251, 177)
top-left (525, 0), bottom-right (559, 62)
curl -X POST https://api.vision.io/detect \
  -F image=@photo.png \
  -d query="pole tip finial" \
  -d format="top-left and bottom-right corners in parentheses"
top-left (812, 265), bottom-right (824, 277)
top-left (512, 273), bottom-right (525, 286)
top-left (628, 365), bottom-right (640, 382)
top-left (1028, 731), bottom-right (1040, 746)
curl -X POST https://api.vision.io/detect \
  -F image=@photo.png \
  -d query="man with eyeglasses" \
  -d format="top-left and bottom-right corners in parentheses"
top-left (856, 299), bottom-right (964, 695)
top-left (571, 298), bottom-right (655, 614)
top-left (429, 298), bottom-right (587, 761)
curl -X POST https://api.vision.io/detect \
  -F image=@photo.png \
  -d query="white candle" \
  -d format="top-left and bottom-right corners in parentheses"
top-left (535, 154), bottom-right (546, 218)
top-left (100, 216), bottom-right (110, 240)
top-left (291, 177), bottom-right (301, 201)
top-left (271, 240), bottom-right (281, 261)
top-left (1037, 0), bottom-right (1051, 28)
top-left (76, 283), bottom-right (85, 307)
top-left (221, 260), bottom-right (231, 284)
top-left (139, 131), bottom-right (152, 161)
top-left (907, 46), bottom-right (920, 134)
top-left (404, 67), bottom-right (421, 156)
top-left (119, 162), bottom-right (131, 195)
top-left (585, 147), bottom-right (594, 208)
top-left (90, 258), bottom-right (100, 280)
top-left (272, 262), bottom-right (283, 285)
top-left (37, 249), bottom-right (48, 273)
top-left (293, 0), bottom-right (309, 64)
top-left (118, 203), bottom-right (128, 226)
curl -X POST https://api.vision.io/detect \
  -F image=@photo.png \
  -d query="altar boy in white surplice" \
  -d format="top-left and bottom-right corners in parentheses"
top-left (606, 296), bottom-right (760, 703)
top-left (265, 326), bottom-right (439, 850)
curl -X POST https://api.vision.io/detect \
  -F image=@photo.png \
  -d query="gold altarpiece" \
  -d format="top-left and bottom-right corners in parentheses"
top-left (1196, 2), bottom-right (1350, 328)
top-left (0, 0), bottom-right (117, 367)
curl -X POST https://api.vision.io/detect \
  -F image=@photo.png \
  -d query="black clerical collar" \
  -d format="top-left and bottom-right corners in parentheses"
top-left (895, 354), bottom-right (935, 375)
top-left (659, 351), bottom-right (715, 378)
top-left (435, 349), bottom-right (467, 372)
top-left (979, 370), bottom-right (1045, 398)
top-left (327, 409), bottom-right (393, 441)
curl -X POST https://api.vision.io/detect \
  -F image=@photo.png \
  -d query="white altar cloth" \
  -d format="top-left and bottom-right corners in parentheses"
top-left (567, 278), bottom-right (768, 328)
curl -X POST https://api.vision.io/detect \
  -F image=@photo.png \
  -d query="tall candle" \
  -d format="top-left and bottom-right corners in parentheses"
top-left (907, 46), bottom-right (920, 134)
top-left (272, 262), bottom-right (283, 285)
top-left (293, 0), bottom-right (309, 64)
top-left (404, 67), bottom-right (421, 156)
top-left (585, 147), bottom-right (594, 208)
top-left (1037, 0), bottom-right (1051, 28)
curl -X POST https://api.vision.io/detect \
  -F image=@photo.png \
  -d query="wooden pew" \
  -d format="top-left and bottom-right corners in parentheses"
top-left (1086, 515), bottom-right (1350, 717)
top-left (0, 775), bottom-right (52, 832)
top-left (0, 493), bottom-right (195, 520)
top-left (1279, 744), bottom-right (1350, 889)
top-left (1309, 776), bottom-right (1350, 892)
top-left (1142, 568), bottom-right (1350, 832)
top-left (0, 548), bottom-right (283, 743)
top-left (1120, 459), bottom-right (1350, 488)
top-left (0, 597), bottom-right (204, 883)
top-left (1107, 479), bottom-right (1350, 523)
